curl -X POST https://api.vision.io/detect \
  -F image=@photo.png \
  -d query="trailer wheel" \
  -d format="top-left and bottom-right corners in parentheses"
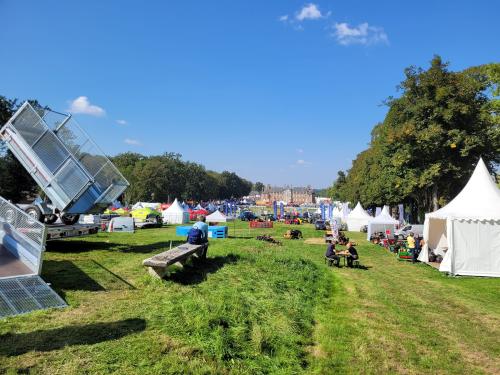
top-left (61, 214), bottom-right (80, 225)
top-left (4, 208), bottom-right (16, 224)
top-left (25, 206), bottom-right (43, 222)
top-left (44, 214), bottom-right (58, 224)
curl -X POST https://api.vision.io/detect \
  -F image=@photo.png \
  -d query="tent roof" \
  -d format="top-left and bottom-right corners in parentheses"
top-left (347, 202), bottom-right (372, 219)
top-left (164, 199), bottom-right (184, 213)
top-left (427, 158), bottom-right (500, 220)
top-left (206, 210), bottom-right (230, 222)
top-left (369, 206), bottom-right (399, 224)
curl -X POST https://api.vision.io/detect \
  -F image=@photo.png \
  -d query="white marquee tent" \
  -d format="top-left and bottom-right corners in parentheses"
top-left (162, 199), bottom-right (189, 224)
top-left (366, 205), bottom-right (399, 240)
top-left (206, 210), bottom-right (234, 223)
top-left (346, 202), bottom-right (372, 231)
top-left (418, 158), bottom-right (500, 277)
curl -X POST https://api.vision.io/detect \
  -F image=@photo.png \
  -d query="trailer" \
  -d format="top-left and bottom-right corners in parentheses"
top-left (46, 223), bottom-right (100, 240)
top-left (0, 101), bottom-right (129, 224)
top-left (0, 102), bottom-right (129, 318)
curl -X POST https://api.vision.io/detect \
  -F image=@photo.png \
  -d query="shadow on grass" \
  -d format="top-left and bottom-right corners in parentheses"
top-left (169, 254), bottom-right (240, 285)
top-left (42, 260), bottom-right (105, 292)
top-left (42, 260), bottom-right (136, 297)
top-left (0, 318), bottom-right (146, 356)
top-left (47, 240), bottom-right (186, 254)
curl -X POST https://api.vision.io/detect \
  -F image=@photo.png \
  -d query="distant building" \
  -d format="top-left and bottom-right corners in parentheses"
top-left (261, 185), bottom-right (314, 205)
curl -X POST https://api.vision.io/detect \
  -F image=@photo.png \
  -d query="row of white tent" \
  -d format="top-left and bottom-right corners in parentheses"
top-left (162, 199), bottom-right (233, 224)
top-left (343, 158), bottom-right (500, 277)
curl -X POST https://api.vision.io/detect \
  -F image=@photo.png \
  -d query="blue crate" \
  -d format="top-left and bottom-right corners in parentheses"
top-left (208, 226), bottom-right (228, 239)
top-left (175, 225), bottom-right (228, 239)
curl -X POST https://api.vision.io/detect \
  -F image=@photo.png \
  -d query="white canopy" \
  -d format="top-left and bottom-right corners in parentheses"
top-left (162, 199), bottom-right (189, 224)
top-left (346, 202), bottom-right (372, 231)
top-left (206, 210), bottom-right (233, 223)
top-left (419, 158), bottom-right (500, 277)
top-left (427, 159), bottom-right (500, 220)
top-left (366, 206), bottom-right (399, 239)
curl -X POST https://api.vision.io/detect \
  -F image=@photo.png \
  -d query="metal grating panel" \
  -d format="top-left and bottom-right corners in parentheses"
top-left (0, 276), bottom-right (66, 318)
top-left (11, 105), bottom-right (45, 146)
top-left (54, 159), bottom-right (89, 201)
top-left (32, 131), bottom-right (70, 173)
top-left (0, 196), bottom-right (46, 248)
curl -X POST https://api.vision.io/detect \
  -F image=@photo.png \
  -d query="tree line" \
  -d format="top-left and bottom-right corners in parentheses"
top-left (112, 152), bottom-right (252, 203)
top-left (0, 96), bottom-right (252, 204)
top-left (329, 56), bottom-right (500, 222)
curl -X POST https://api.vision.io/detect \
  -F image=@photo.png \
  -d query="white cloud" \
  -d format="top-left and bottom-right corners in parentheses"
top-left (124, 138), bottom-right (142, 146)
top-left (296, 4), bottom-right (323, 21)
top-left (279, 14), bottom-right (289, 22)
top-left (297, 159), bottom-right (306, 165)
top-left (67, 96), bottom-right (105, 116)
top-left (297, 148), bottom-right (304, 154)
top-left (332, 22), bottom-right (388, 46)
top-left (116, 119), bottom-right (127, 125)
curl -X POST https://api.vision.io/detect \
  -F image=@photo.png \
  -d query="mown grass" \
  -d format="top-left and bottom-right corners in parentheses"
top-left (0, 222), bottom-right (498, 374)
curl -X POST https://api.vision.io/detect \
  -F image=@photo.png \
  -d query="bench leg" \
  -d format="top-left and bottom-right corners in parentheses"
top-left (148, 266), bottom-right (167, 279)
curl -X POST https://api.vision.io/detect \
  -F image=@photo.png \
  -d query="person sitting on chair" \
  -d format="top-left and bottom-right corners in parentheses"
top-left (346, 242), bottom-right (359, 267)
top-left (325, 242), bottom-right (340, 267)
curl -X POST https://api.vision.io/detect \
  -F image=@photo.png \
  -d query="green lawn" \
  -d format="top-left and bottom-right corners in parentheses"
top-left (0, 222), bottom-right (499, 374)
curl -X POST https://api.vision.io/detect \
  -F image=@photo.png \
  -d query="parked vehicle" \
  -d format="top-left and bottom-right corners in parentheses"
top-left (315, 220), bottom-right (326, 230)
top-left (130, 207), bottom-right (162, 227)
top-left (395, 224), bottom-right (424, 239)
top-left (261, 214), bottom-right (276, 221)
top-left (239, 211), bottom-right (257, 221)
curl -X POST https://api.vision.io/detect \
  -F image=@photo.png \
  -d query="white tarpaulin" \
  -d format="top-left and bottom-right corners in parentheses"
top-left (346, 202), bottom-right (372, 231)
top-left (366, 206), bottom-right (399, 240)
top-left (418, 158), bottom-right (500, 277)
top-left (162, 199), bottom-right (189, 224)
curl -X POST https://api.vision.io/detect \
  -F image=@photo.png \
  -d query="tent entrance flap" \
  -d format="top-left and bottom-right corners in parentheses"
top-left (0, 275), bottom-right (67, 319)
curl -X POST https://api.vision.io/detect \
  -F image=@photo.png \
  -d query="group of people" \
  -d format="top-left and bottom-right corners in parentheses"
top-left (325, 241), bottom-right (359, 268)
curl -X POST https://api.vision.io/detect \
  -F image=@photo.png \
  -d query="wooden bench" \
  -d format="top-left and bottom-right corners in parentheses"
top-left (142, 243), bottom-right (208, 279)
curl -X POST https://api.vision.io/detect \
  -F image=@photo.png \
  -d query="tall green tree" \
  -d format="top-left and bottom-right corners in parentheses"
top-left (329, 57), bottom-right (500, 219)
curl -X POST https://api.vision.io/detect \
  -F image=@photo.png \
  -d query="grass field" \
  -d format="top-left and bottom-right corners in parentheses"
top-left (0, 222), bottom-right (499, 374)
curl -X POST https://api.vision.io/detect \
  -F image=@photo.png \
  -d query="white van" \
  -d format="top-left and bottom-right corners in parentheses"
top-left (395, 224), bottom-right (424, 238)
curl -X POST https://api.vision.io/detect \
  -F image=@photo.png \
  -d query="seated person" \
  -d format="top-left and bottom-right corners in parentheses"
top-left (188, 215), bottom-right (209, 257)
top-left (346, 242), bottom-right (359, 267)
top-left (325, 242), bottom-right (340, 267)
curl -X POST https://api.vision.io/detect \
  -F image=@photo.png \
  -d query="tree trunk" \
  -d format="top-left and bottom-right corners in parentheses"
top-left (432, 185), bottom-right (439, 211)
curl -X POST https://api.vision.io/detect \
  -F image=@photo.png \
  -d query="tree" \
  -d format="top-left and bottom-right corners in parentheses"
top-left (253, 181), bottom-right (265, 193)
top-left (328, 56), bottom-right (500, 219)
top-left (0, 96), bottom-right (38, 201)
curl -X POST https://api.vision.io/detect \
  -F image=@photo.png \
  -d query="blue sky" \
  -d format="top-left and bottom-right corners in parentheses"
top-left (1, 1), bottom-right (498, 188)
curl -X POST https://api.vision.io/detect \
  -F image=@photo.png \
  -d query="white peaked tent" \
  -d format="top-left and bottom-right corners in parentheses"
top-left (162, 199), bottom-right (189, 224)
top-left (206, 210), bottom-right (234, 223)
top-left (332, 206), bottom-right (343, 218)
top-left (366, 206), bottom-right (399, 240)
top-left (418, 158), bottom-right (500, 277)
top-left (346, 202), bottom-right (372, 231)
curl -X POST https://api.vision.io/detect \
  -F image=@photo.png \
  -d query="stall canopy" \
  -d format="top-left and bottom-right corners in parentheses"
top-left (206, 210), bottom-right (234, 223)
top-left (346, 202), bottom-right (372, 231)
top-left (162, 199), bottom-right (189, 224)
top-left (418, 158), bottom-right (500, 277)
top-left (366, 206), bottom-right (399, 240)
top-left (132, 202), bottom-right (161, 210)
